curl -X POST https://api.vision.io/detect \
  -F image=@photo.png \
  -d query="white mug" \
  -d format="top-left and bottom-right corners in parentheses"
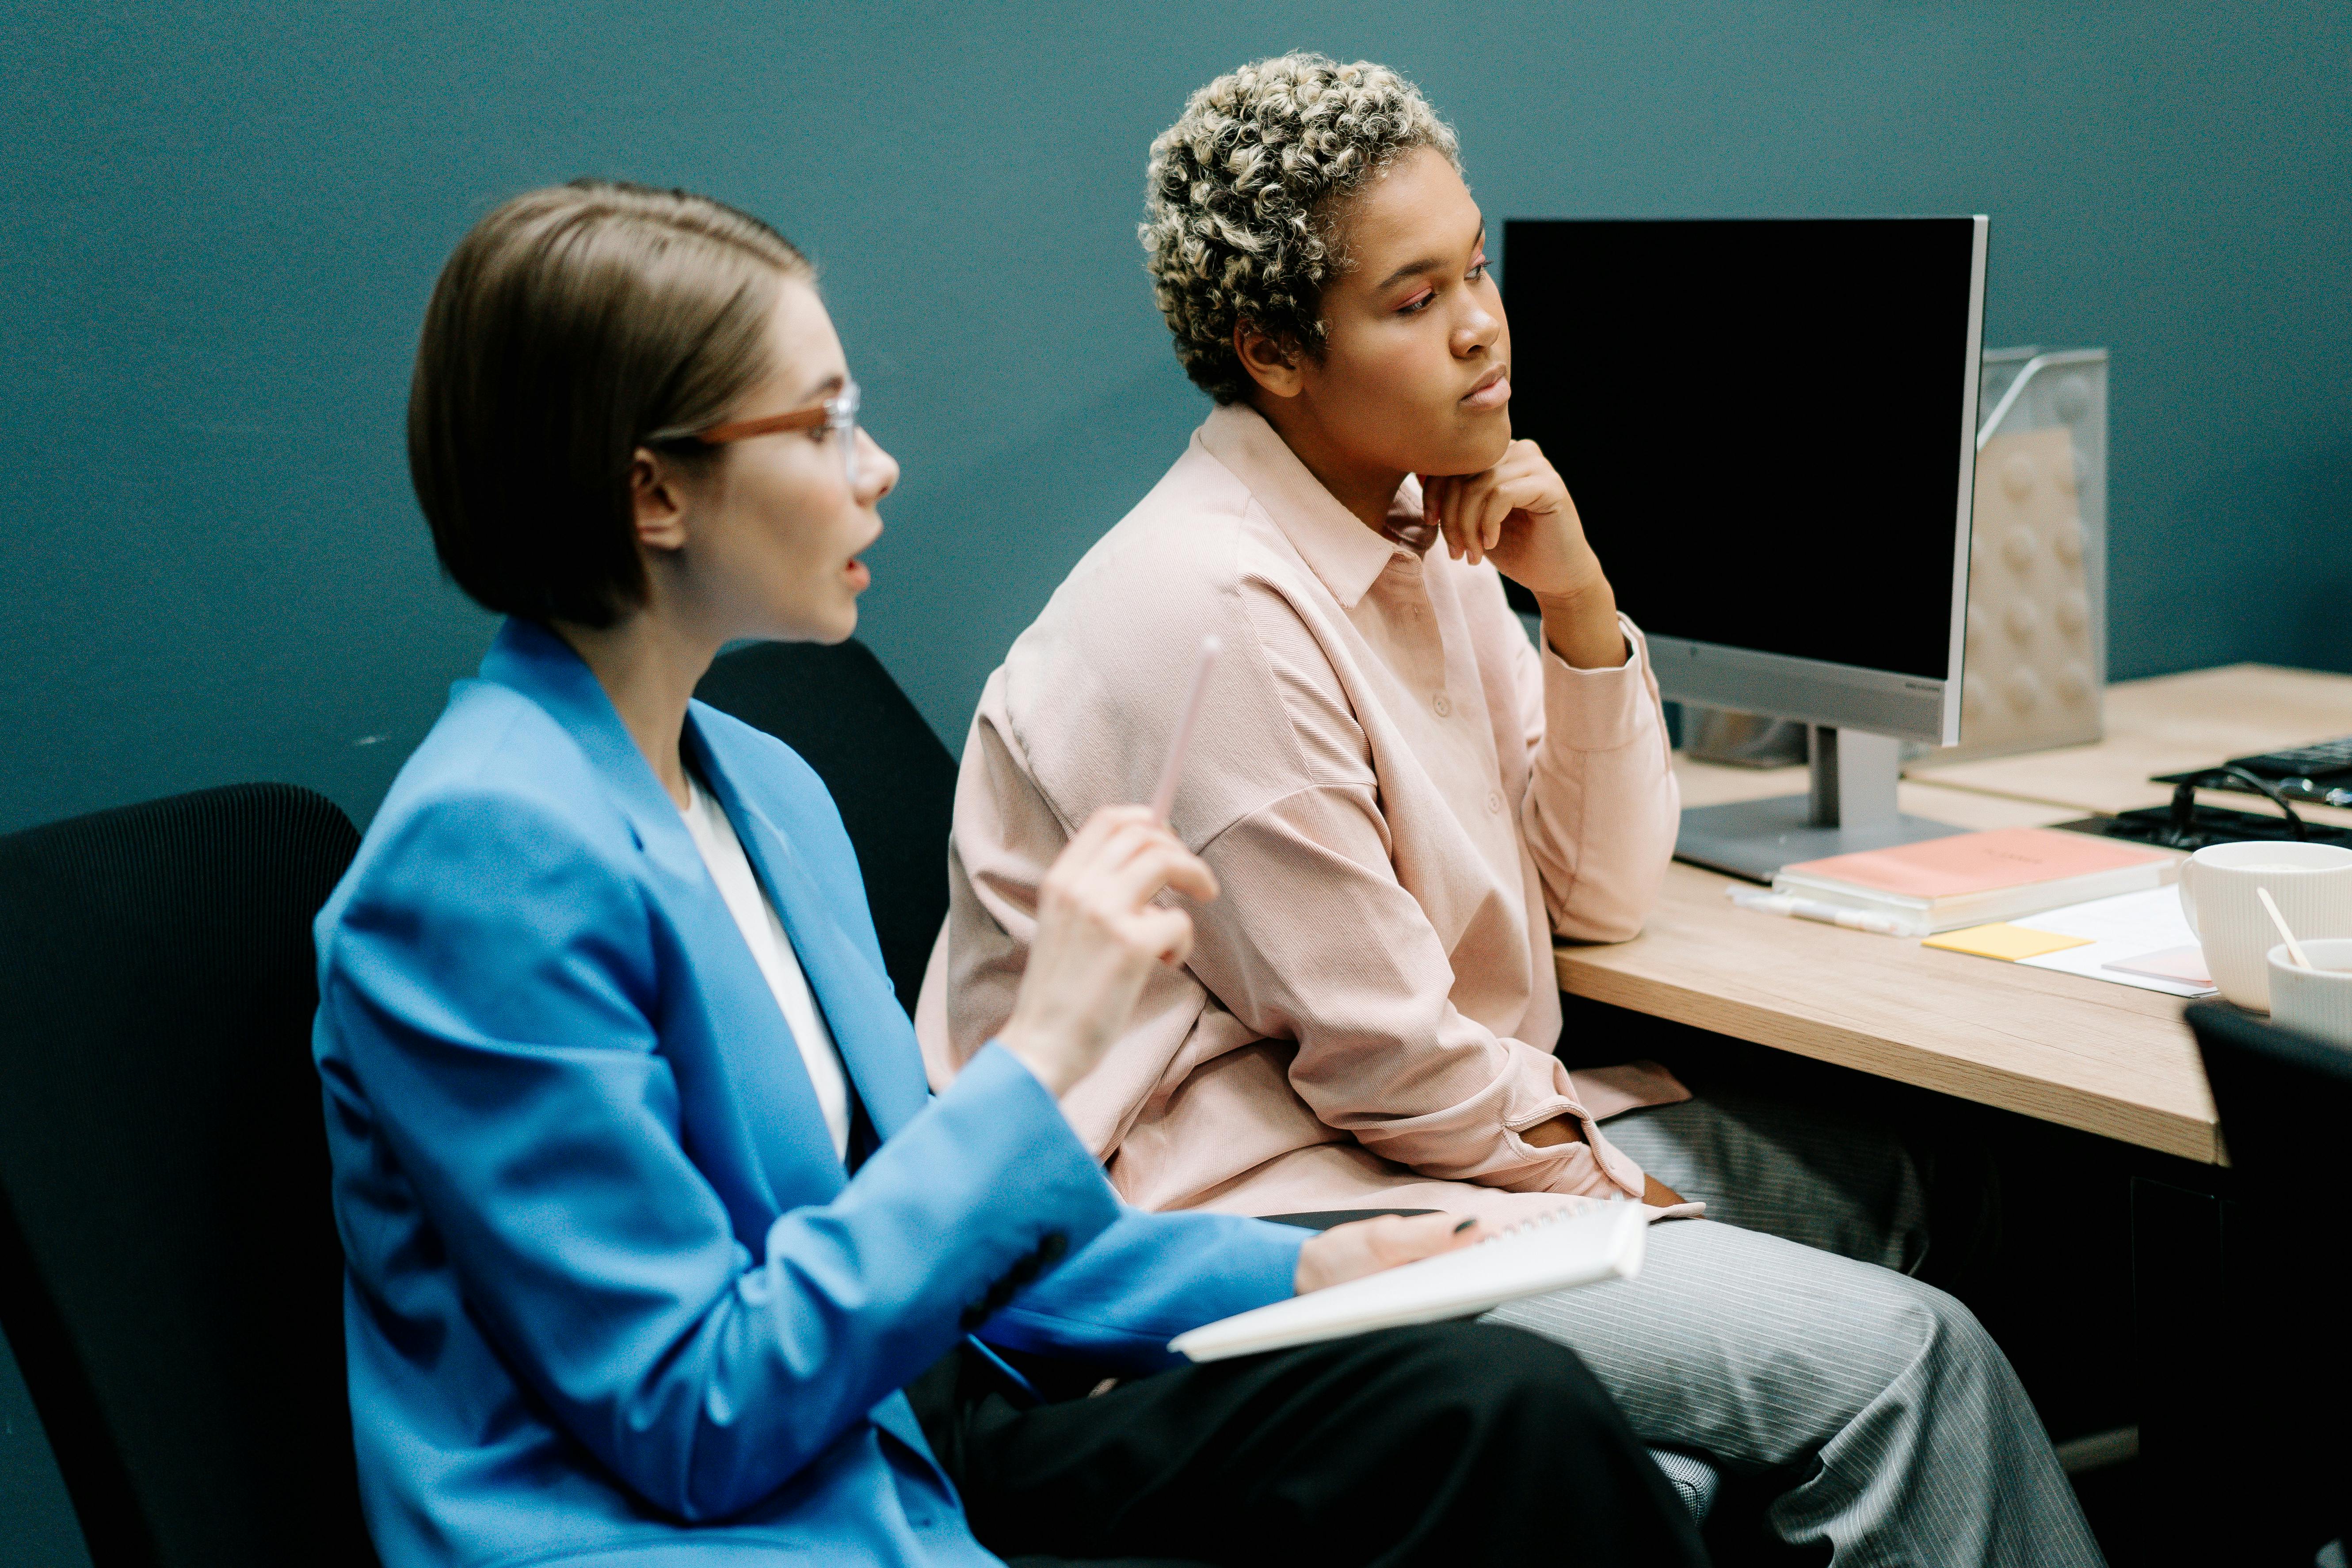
top-left (2177, 839), bottom-right (2352, 1011)
top-left (2266, 939), bottom-right (2352, 1047)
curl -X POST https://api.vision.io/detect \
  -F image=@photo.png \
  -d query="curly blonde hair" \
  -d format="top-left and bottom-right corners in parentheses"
top-left (1140, 53), bottom-right (1460, 403)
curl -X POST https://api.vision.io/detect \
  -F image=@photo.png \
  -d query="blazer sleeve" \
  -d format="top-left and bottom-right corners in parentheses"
top-left (981, 1209), bottom-right (1304, 1373)
top-left (319, 786), bottom-right (1121, 1522)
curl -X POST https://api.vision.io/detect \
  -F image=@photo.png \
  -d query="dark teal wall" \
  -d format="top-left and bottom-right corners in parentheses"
top-left (4, 3), bottom-right (2352, 846)
top-left (1, 3), bottom-right (2348, 843)
top-left (0, 3), bottom-right (2347, 1554)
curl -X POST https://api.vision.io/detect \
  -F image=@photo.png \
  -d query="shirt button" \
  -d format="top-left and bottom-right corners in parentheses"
top-left (1431, 693), bottom-right (1452, 717)
top-left (1487, 792), bottom-right (1504, 813)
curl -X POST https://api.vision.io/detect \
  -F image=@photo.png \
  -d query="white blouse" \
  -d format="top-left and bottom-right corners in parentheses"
top-left (680, 774), bottom-right (852, 1160)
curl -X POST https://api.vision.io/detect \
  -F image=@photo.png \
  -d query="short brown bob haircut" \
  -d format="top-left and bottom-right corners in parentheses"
top-left (408, 180), bottom-right (811, 628)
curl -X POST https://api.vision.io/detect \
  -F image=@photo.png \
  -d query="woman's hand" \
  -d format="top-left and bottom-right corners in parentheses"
top-left (1523, 1116), bottom-right (1689, 1206)
top-left (998, 806), bottom-right (1219, 1099)
top-left (1421, 440), bottom-right (1627, 669)
top-left (1294, 1212), bottom-right (1481, 1294)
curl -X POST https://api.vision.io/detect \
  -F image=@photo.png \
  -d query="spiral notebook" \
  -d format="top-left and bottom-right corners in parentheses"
top-left (1169, 1202), bottom-right (1648, 1363)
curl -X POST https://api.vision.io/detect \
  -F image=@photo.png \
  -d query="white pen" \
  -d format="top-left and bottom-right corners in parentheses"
top-left (1148, 635), bottom-right (1222, 823)
top-left (1726, 886), bottom-right (1914, 938)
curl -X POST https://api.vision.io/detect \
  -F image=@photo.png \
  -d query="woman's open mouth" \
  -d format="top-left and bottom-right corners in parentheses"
top-left (1460, 366), bottom-right (1510, 411)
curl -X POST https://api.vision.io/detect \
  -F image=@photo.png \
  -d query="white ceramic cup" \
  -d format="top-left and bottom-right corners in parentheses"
top-left (2266, 939), bottom-right (2352, 1047)
top-left (2177, 839), bottom-right (2352, 1011)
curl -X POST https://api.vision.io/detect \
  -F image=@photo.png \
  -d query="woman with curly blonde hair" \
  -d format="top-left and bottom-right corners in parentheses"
top-left (923, 53), bottom-right (2102, 1566)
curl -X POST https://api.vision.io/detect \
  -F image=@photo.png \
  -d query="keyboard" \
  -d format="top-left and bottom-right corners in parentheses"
top-left (2153, 736), bottom-right (2352, 807)
top-left (2059, 802), bottom-right (2352, 855)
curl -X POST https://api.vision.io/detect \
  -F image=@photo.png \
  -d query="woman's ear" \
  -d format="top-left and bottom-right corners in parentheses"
top-left (1234, 320), bottom-right (1305, 400)
top-left (627, 448), bottom-right (691, 554)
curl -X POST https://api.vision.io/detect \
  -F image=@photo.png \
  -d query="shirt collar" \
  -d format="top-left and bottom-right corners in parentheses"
top-left (1196, 402), bottom-right (1427, 610)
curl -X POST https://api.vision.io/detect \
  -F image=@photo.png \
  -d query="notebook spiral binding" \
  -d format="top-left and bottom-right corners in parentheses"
top-left (1476, 1197), bottom-right (1624, 1244)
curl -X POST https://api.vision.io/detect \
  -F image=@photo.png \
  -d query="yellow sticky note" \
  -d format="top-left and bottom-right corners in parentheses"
top-left (1922, 923), bottom-right (2097, 961)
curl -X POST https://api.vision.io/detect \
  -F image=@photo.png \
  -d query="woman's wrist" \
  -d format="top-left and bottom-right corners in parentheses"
top-left (997, 1022), bottom-right (1081, 1099)
top-left (1520, 1112), bottom-right (1586, 1148)
top-left (1532, 577), bottom-right (1626, 670)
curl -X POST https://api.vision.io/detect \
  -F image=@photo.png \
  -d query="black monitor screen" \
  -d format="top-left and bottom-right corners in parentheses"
top-left (1501, 218), bottom-right (1980, 682)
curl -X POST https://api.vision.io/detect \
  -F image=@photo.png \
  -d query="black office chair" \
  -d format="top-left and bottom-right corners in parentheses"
top-left (0, 783), bottom-right (374, 1566)
top-left (2186, 1001), bottom-right (2351, 1564)
top-left (697, 637), bottom-right (959, 1017)
top-left (2190, 1000), bottom-right (2352, 1187)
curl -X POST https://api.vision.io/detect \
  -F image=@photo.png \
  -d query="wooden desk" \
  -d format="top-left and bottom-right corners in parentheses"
top-left (1555, 664), bottom-right (2352, 1165)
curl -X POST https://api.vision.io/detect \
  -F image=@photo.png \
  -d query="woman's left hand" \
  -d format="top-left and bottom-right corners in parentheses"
top-left (1422, 438), bottom-right (1602, 598)
top-left (1293, 1212), bottom-right (1479, 1294)
top-left (1422, 441), bottom-right (1627, 668)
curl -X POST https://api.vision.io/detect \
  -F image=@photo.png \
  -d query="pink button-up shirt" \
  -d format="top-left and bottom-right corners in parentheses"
top-left (917, 403), bottom-right (1691, 1226)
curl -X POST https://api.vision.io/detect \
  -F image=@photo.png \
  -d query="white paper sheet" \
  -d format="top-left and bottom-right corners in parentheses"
top-left (2004, 886), bottom-right (2217, 997)
top-left (1169, 1202), bottom-right (1647, 1362)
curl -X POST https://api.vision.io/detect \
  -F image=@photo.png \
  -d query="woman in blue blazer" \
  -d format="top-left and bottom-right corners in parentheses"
top-left (313, 179), bottom-right (1706, 1568)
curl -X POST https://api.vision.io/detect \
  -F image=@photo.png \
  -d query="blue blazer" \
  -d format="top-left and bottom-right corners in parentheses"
top-left (313, 619), bottom-right (1303, 1568)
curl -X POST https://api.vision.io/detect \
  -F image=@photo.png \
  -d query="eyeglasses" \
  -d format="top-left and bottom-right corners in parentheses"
top-left (650, 377), bottom-right (862, 490)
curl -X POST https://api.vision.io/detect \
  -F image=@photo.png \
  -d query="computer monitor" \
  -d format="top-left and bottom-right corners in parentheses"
top-left (1502, 216), bottom-right (1989, 879)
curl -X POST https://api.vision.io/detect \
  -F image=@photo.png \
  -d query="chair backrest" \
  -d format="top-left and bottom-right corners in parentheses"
top-left (2184, 1004), bottom-right (2352, 1553)
top-left (0, 784), bottom-right (374, 1567)
top-left (2187, 999), bottom-right (2352, 1186)
top-left (695, 638), bottom-right (958, 1016)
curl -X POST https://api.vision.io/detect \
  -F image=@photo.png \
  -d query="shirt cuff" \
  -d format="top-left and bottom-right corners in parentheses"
top-left (1541, 613), bottom-right (1662, 752)
top-left (1585, 1120), bottom-right (1650, 1199)
top-left (1503, 1074), bottom-right (1650, 1201)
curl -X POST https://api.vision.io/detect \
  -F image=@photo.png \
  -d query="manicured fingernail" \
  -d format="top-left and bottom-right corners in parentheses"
top-left (1453, 1217), bottom-right (1475, 1233)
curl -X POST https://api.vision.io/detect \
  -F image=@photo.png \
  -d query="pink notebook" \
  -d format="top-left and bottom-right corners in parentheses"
top-left (1781, 828), bottom-right (2172, 898)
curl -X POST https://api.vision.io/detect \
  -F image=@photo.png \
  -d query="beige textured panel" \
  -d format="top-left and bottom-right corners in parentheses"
top-left (1945, 427), bottom-right (2101, 759)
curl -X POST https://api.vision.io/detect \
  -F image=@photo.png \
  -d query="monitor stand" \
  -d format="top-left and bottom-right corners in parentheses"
top-left (1674, 725), bottom-right (1967, 883)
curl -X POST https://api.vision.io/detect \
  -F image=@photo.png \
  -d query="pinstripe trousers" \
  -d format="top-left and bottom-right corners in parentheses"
top-left (1484, 1090), bottom-right (2106, 1567)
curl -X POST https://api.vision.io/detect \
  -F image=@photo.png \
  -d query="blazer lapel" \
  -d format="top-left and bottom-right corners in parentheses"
top-left (687, 721), bottom-right (932, 1141)
top-left (476, 619), bottom-right (847, 1208)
